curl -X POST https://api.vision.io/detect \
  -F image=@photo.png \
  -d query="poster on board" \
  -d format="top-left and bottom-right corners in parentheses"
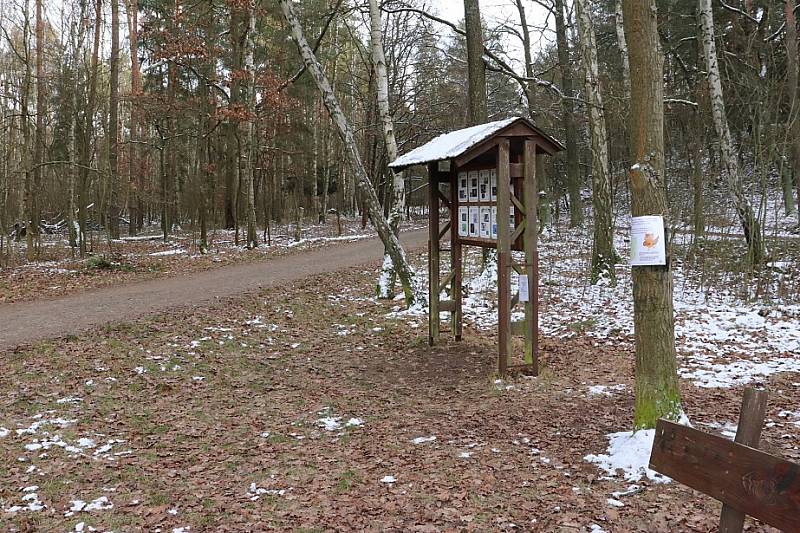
top-left (468, 172), bottom-right (479, 201)
top-left (479, 207), bottom-right (491, 238)
top-left (468, 207), bottom-right (480, 237)
top-left (490, 170), bottom-right (497, 201)
top-left (479, 170), bottom-right (490, 201)
top-left (458, 173), bottom-right (468, 202)
top-left (458, 207), bottom-right (469, 237)
top-left (630, 215), bottom-right (666, 266)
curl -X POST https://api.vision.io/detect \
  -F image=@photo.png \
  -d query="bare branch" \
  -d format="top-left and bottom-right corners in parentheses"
top-left (719, 0), bottom-right (760, 24)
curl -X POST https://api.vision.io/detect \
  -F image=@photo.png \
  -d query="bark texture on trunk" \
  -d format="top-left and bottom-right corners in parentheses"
top-left (369, 0), bottom-right (406, 299)
top-left (108, 0), bottom-right (121, 239)
top-left (464, 0), bottom-right (487, 125)
top-left (575, 0), bottom-right (618, 284)
top-left (623, 0), bottom-right (682, 430)
top-left (554, 0), bottom-right (583, 228)
top-left (32, 0), bottom-right (44, 259)
top-left (614, 0), bottom-right (631, 105)
top-left (243, 1), bottom-right (258, 248)
top-left (126, 0), bottom-right (144, 235)
top-left (698, 0), bottom-right (765, 263)
top-left (516, 0), bottom-right (550, 229)
top-left (785, 0), bottom-right (799, 217)
top-left (280, 0), bottom-right (422, 305)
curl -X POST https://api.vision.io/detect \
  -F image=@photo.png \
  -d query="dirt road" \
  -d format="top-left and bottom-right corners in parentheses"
top-left (0, 229), bottom-right (428, 351)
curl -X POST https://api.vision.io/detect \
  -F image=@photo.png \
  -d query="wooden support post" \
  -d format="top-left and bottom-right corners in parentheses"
top-left (719, 387), bottom-right (769, 533)
top-left (428, 163), bottom-right (440, 346)
top-left (497, 139), bottom-right (511, 374)
top-left (452, 168), bottom-right (463, 341)
top-left (523, 139), bottom-right (539, 374)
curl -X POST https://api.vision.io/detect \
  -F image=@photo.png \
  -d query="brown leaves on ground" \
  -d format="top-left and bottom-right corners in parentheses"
top-left (0, 260), bottom-right (796, 531)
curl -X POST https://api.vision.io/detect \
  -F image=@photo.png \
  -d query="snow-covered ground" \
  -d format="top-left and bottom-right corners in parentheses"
top-left (386, 215), bottom-right (800, 486)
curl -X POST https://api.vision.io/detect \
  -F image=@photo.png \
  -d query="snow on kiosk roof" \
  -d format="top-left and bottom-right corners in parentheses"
top-left (389, 117), bottom-right (564, 170)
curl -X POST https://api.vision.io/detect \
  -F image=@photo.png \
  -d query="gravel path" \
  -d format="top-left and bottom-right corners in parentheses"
top-left (0, 229), bottom-right (428, 350)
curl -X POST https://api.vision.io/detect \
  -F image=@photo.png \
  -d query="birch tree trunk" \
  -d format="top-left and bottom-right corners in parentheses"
top-left (575, 0), bottom-right (618, 285)
top-left (66, 8), bottom-right (85, 250)
top-left (108, 0), bottom-right (121, 239)
top-left (554, 0), bottom-right (583, 228)
top-left (243, 1), bottom-right (258, 248)
top-left (698, 0), bottom-right (765, 264)
top-left (623, 0), bottom-right (682, 430)
top-left (369, 0), bottom-right (406, 299)
top-left (279, 0), bottom-right (422, 306)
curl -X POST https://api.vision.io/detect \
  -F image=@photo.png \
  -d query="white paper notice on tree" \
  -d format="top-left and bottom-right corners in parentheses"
top-left (630, 216), bottom-right (666, 266)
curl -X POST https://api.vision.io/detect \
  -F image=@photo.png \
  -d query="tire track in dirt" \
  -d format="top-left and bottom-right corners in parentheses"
top-left (0, 229), bottom-right (428, 351)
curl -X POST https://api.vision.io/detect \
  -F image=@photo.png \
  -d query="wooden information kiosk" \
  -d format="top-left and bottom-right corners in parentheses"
top-left (390, 117), bottom-right (564, 376)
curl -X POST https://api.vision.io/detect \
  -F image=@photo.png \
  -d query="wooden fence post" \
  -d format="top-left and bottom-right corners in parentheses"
top-left (719, 387), bottom-right (769, 533)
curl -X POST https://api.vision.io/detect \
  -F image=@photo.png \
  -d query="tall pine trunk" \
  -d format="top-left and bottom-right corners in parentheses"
top-left (623, 0), bottom-right (682, 429)
top-left (463, 0), bottom-right (487, 125)
top-left (108, 0), bottom-right (121, 239)
top-left (575, 0), bottom-right (618, 285)
top-left (554, 0), bottom-right (582, 228)
top-left (785, 0), bottom-right (799, 217)
top-left (126, 0), bottom-right (144, 235)
top-left (32, 0), bottom-right (45, 260)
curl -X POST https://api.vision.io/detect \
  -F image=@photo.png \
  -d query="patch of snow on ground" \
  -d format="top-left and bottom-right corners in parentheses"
top-left (149, 248), bottom-right (186, 256)
top-left (0, 427), bottom-right (9, 437)
top-left (584, 430), bottom-right (670, 484)
top-left (67, 496), bottom-right (113, 514)
top-left (5, 488), bottom-right (46, 513)
top-left (778, 410), bottom-right (800, 427)
top-left (247, 482), bottom-right (289, 501)
top-left (680, 354), bottom-right (800, 388)
top-left (588, 384), bottom-right (626, 396)
top-left (411, 435), bottom-right (437, 445)
top-left (380, 475), bottom-right (396, 483)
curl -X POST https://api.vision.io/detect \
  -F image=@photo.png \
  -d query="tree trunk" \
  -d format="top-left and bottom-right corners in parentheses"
top-left (554, 0), bottom-right (582, 228)
top-left (623, 0), bottom-right (682, 430)
top-left (78, 0), bottom-right (102, 256)
top-left (22, 0), bottom-right (33, 256)
top-left (785, 0), bottom-right (799, 218)
top-left (463, 0), bottom-right (487, 125)
top-left (243, 2), bottom-right (257, 248)
top-left (614, 0), bottom-right (631, 106)
top-left (108, 0), bottom-right (120, 239)
top-left (689, 124), bottom-right (705, 239)
top-left (370, 0), bottom-right (406, 299)
top-left (126, 0), bottom-right (144, 235)
top-left (280, 0), bottom-right (422, 305)
top-left (575, 0), bottom-right (618, 285)
top-left (698, 0), bottom-right (765, 263)
top-left (515, 0), bottom-right (550, 230)
top-left (33, 0), bottom-right (45, 260)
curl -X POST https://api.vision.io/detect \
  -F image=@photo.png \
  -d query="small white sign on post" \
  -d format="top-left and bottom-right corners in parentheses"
top-left (630, 215), bottom-right (666, 266)
top-left (518, 274), bottom-right (529, 302)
